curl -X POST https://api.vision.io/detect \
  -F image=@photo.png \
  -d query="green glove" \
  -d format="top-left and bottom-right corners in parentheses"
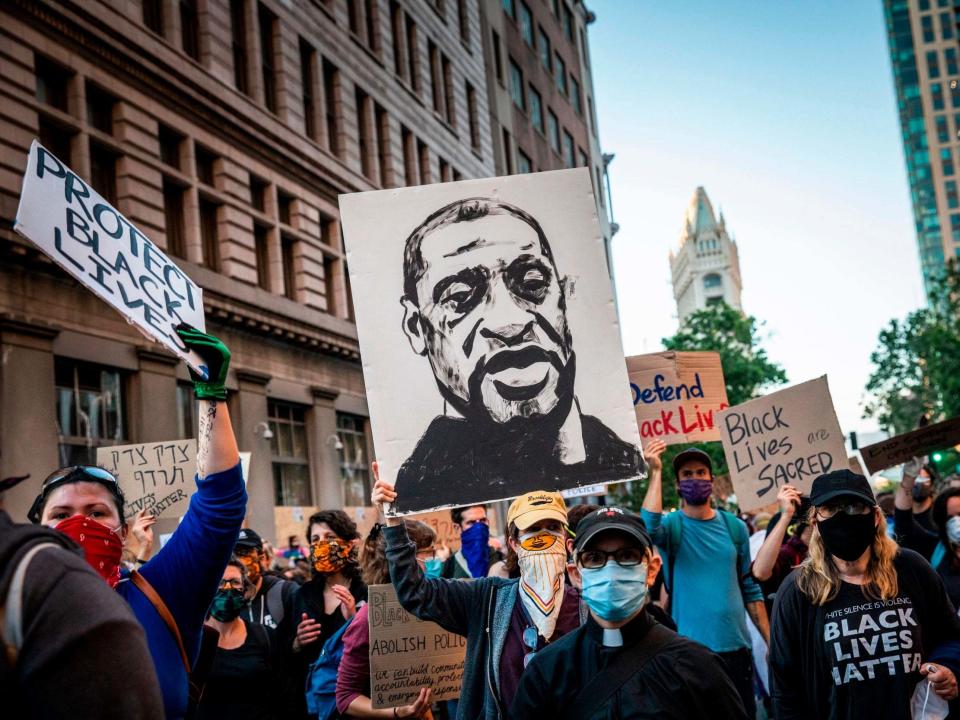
top-left (175, 323), bottom-right (231, 401)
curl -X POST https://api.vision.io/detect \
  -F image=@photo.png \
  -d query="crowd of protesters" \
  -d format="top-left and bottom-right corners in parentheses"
top-left (2, 327), bottom-right (959, 720)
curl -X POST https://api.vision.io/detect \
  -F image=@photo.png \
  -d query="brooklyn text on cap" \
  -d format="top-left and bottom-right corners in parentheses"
top-left (507, 490), bottom-right (568, 530)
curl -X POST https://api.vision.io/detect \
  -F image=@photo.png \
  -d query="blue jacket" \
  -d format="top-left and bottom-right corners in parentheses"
top-left (117, 462), bottom-right (247, 719)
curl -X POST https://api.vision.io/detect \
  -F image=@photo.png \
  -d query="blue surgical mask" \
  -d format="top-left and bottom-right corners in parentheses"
top-left (580, 562), bottom-right (649, 623)
top-left (424, 557), bottom-right (443, 579)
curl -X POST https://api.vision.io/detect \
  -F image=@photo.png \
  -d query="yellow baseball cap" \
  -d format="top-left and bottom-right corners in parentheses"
top-left (507, 490), bottom-right (568, 531)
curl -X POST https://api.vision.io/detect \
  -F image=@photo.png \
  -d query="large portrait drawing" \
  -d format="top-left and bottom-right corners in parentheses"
top-left (340, 169), bottom-right (644, 513)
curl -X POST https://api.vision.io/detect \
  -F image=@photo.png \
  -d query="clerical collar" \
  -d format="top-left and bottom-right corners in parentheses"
top-left (602, 628), bottom-right (623, 647)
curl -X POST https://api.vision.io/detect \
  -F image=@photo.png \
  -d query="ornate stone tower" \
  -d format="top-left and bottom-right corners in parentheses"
top-left (669, 187), bottom-right (743, 323)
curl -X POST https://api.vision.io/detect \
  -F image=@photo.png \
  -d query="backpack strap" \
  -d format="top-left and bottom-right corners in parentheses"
top-left (1, 543), bottom-right (58, 669)
top-left (718, 510), bottom-right (751, 596)
top-left (130, 570), bottom-right (191, 673)
top-left (567, 622), bottom-right (674, 717)
top-left (664, 512), bottom-right (682, 595)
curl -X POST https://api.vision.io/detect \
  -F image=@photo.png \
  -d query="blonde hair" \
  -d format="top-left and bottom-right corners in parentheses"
top-left (795, 507), bottom-right (899, 606)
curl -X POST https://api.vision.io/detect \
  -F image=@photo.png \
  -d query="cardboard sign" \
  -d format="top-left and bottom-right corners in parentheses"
top-left (627, 351), bottom-right (729, 444)
top-left (340, 169), bottom-right (643, 514)
top-left (407, 510), bottom-right (463, 551)
top-left (859, 417), bottom-right (960, 475)
top-left (14, 140), bottom-right (207, 374)
top-left (97, 440), bottom-right (197, 520)
top-left (368, 583), bottom-right (465, 708)
top-left (717, 376), bottom-right (846, 511)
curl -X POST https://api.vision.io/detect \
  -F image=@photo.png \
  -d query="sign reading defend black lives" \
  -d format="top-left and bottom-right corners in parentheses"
top-left (14, 140), bottom-right (207, 373)
top-left (717, 376), bottom-right (848, 512)
top-left (368, 584), bottom-right (465, 709)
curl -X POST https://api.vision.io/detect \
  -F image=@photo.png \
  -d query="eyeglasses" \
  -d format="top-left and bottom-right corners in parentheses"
top-left (578, 547), bottom-right (646, 569)
top-left (522, 626), bottom-right (539, 668)
top-left (815, 501), bottom-right (874, 520)
top-left (219, 578), bottom-right (244, 590)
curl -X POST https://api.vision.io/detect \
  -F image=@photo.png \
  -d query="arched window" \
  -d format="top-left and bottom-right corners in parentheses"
top-left (704, 273), bottom-right (722, 290)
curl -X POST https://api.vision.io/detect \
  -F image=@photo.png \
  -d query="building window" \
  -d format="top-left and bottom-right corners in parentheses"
top-left (180, 0), bottom-right (200, 60)
top-left (35, 55), bottom-right (70, 112)
top-left (587, 95), bottom-right (597, 137)
top-left (176, 381), bottom-right (197, 439)
top-left (937, 115), bottom-right (949, 143)
top-left (323, 59), bottom-right (342, 157)
top-left (255, 224), bottom-right (271, 289)
top-left (570, 76), bottom-right (582, 115)
top-left (922, 14), bottom-right (934, 43)
top-left (418, 139), bottom-right (431, 183)
top-left (282, 235), bottom-right (298, 299)
top-left (442, 55), bottom-right (456, 127)
top-left (195, 145), bottom-right (217, 186)
top-left (356, 87), bottom-right (375, 180)
top-left (300, 39), bottom-right (318, 140)
top-left (230, 0), bottom-right (249, 94)
top-left (401, 125), bottom-right (417, 185)
top-left (595, 166), bottom-right (604, 207)
top-left (347, 0), bottom-right (362, 36)
top-left (277, 191), bottom-right (293, 226)
top-left (943, 148), bottom-right (955, 176)
top-left (554, 53), bottom-right (567, 96)
top-left (323, 253), bottom-right (339, 314)
top-left (579, 149), bottom-right (588, 167)
top-left (561, 3), bottom-right (573, 41)
top-left (547, 109), bottom-right (559, 153)
top-left (579, 27), bottom-right (589, 67)
top-left (951, 213), bottom-right (960, 242)
top-left (945, 48), bottom-right (957, 76)
top-left (529, 85), bottom-right (544, 132)
top-left (467, 82), bottom-right (480, 150)
top-left (259, 3), bottom-right (278, 113)
top-left (199, 198), bottom-right (220, 270)
top-left (502, 0), bottom-right (515, 20)
top-left (406, 16), bottom-right (421, 93)
top-left (365, 0), bottom-right (381, 54)
top-left (163, 179), bottom-right (186, 258)
top-left (502, 127), bottom-right (514, 174)
top-left (562, 130), bottom-right (574, 168)
top-left (704, 273), bottom-right (722, 290)
top-left (391, 2), bottom-right (405, 78)
top-left (492, 30), bottom-right (504, 84)
top-left (928, 51), bottom-right (941, 79)
top-left (947, 180), bottom-right (959, 209)
top-left (55, 357), bottom-right (126, 467)
top-left (933, 82), bottom-right (945, 111)
top-left (86, 83), bottom-right (116, 135)
top-left (940, 12), bottom-right (954, 41)
top-left (143, 0), bottom-right (164, 34)
top-left (158, 125), bottom-right (183, 169)
top-left (538, 26), bottom-right (551, 72)
top-left (509, 59), bottom-right (525, 110)
top-left (429, 41), bottom-right (443, 114)
top-left (89, 143), bottom-right (117, 205)
top-left (337, 413), bottom-right (370, 507)
top-left (250, 175), bottom-right (267, 212)
top-left (376, 104), bottom-right (392, 187)
top-left (439, 157), bottom-right (451, 182)
top-left (38, 116), bottom-right (73, 164)
top-left (458, 0), bottom-right (470, 45)
top-left (519, 2), bottom-right (534, 45)
top-left (518, 149), bottom-right (532, 174)
top-left (268, 400), bottom-right (312, 506)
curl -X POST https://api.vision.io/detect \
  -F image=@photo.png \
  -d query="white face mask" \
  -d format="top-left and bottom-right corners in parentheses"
top-left (946, 516), bottom-right (960, 545)
top-left (516, 529), bottom-right (567, 640)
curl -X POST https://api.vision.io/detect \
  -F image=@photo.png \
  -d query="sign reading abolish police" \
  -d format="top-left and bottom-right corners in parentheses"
top-left (14, 140), bottom-right (207, 374)
top-left (626, 351), bottom-right (729, 444)
top-left (97, 440), bottom-right (197, 521)
top-left (717, 376), bottom-right (847, 511)
top-left (368, 583), bottom-right (465, 709)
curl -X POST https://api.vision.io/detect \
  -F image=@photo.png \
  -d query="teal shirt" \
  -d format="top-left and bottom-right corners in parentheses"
top-left (641, 509), bottom-right (762, 653)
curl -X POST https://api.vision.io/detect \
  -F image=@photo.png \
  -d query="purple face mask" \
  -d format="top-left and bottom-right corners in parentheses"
top-left (678, 478), bottom-right (713, 505)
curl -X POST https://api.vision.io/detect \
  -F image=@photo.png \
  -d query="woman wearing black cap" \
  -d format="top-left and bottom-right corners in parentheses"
top-left (769, 469), bottom-right (960, 719)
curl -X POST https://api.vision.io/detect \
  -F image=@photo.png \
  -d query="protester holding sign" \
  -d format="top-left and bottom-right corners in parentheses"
top-left (510, 507), bottom-right (747, 719)
top-left (640, 442), bottom-right (768, 718)
top-left (769, 470), bottom-right (960, 718)
top-left (28, 325), bottom-right (246, 720)
top-left (751, 484), bottom-right (812, 610)
top-left (336, 521), bottom-right (437, 718)
top-left (371, 463), bottom-right (581, 719)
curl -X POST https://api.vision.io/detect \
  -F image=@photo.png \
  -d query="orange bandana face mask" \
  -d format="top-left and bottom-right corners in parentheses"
top-left (310, 538), bottom-right (351, 574)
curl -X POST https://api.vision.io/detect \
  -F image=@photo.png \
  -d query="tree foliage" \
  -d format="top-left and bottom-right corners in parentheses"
top-left (864, 260), bottom-right (960, 435)
top-left (618, 302), bottom-right (787, 512)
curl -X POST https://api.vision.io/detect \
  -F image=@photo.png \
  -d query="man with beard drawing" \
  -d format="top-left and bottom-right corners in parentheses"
top-left (395, 197), bottom-right (642, 512)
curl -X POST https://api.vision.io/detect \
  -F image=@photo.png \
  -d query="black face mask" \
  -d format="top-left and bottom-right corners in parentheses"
top-left (912, 483), bottom-right (932, 503)
top-left (817, 512), bottom-right (875, 562)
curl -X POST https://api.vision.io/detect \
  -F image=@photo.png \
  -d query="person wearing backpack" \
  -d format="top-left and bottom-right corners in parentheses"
top-left (639, 441), bottom-right (769, 719)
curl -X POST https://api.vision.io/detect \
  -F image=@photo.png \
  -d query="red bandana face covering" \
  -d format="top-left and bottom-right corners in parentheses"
top-left (56, 515), bottom-right (124, 588)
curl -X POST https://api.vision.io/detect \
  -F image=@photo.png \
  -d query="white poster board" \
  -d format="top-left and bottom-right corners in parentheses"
top-left (14, 140), bottom-right (207, 374)
top-left (340, 169), bottom-right (644, 514)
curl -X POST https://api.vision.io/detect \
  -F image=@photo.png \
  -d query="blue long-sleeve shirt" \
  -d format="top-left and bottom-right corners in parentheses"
top-left (117, 462), bottom-right (247, 719)
top-left (641, 508), bottom-right (762, 653)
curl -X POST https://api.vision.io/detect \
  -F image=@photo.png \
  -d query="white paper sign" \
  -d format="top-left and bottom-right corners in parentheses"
top-left (14, 140), bottom-right (207, 373)
top-left (340, 168), bottom-right (644, 514)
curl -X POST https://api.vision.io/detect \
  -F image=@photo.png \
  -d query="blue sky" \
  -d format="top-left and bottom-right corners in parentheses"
top-left (589, 0), bottom-right (927, 434)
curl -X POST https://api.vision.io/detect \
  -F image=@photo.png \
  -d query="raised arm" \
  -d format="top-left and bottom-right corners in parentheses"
top-left (641, 439), bottom-right (666, 514)
top-left (752, 485), bottom-right (800, 582)
top-left (894, 457), bottom-right (938, 558)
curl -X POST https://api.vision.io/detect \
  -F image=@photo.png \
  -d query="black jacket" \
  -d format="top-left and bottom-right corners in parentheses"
top-left (509, 609), bottom-right (747, 719)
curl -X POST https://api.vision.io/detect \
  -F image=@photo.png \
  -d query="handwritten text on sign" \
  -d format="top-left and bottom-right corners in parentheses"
top-left (14, 140), bottom-right (206, 372)
top-left (859, 416), bottom-right (960, 475)
top-left (368, 583), bottom-right (465, 709)
top-left (717, 376), bottom-right (847, 511)
top-left (97, 440), bottom-right (197, 520)
top-left (627, 351), bottom-right (729, 444)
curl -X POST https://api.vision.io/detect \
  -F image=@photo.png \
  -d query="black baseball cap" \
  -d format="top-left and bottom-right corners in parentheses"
top-left (573, 507), bottom-right (652, 554)
top-left (235, 528), bottom-right (263, 551)
top-left (810, 470), bottom-right (876, 507)
top-left (672, 448), bottom-right (714, 478)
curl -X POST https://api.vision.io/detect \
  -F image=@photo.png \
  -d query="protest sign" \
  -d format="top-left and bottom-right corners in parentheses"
top-left (859, 417), bottom-right (960, 475)
top-left (14, 140), bottom-right (207, 375)
top-left (368, 583), bottom-right (465, 709)
top-left (408, 510), bottom-right (463, 551)
top-left (340, 168), bottom-right (643, 514)
top-left (717, 376), bottom-right (846, 511)
top-left (97, 440), bottom-right (197, 523)
top-left (561, 483), bottom-right (606, 499)
top-left (627, 351), bottom-right (729, 444)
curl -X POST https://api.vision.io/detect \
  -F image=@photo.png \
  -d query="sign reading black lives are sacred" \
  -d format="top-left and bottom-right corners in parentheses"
top-left (14, 140), bottom-right (207, 373)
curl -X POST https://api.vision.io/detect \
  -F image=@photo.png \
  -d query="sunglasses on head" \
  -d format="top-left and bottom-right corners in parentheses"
top-left (28, 466), bottom-right (121, 524)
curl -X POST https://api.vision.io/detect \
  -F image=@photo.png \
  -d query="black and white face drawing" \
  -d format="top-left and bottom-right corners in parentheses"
top-left (340, 170), bottom-right (644, 513)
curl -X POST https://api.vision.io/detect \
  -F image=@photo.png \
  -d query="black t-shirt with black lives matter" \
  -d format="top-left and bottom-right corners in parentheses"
top-left (769, 549), bottom-right (960, 720)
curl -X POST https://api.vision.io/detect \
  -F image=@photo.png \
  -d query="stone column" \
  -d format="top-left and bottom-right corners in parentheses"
top-left (0, 317), bottom-right (60, 521)
top-left (233, 370), bottom-right (275, 541)
top-left (309, 385), bottom-right (340, 511)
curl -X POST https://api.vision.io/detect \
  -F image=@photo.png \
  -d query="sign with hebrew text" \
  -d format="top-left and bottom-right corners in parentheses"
top-left (97, 440), bottom-right (197, 520)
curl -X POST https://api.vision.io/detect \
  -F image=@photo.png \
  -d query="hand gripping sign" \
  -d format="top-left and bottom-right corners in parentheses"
top-left (14, 140), bottom-right (208, 376)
